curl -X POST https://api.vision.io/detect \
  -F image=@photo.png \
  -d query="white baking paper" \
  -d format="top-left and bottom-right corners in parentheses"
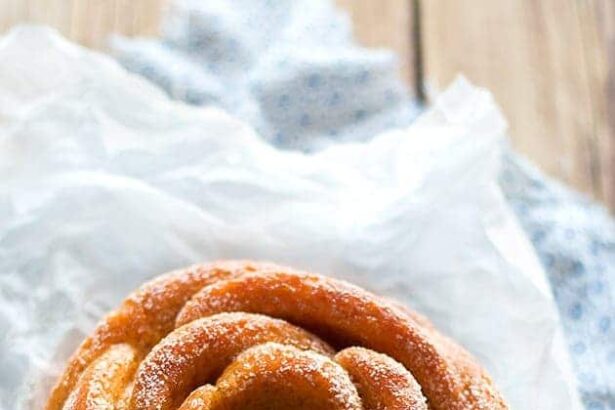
top-left (0, 26), bottom-right (582, 409)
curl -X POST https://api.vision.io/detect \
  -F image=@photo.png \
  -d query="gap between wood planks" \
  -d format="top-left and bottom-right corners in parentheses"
top-left (416, 0), bottom-right (613, 211)
top-left (341, 0), bottom-right (613, 211)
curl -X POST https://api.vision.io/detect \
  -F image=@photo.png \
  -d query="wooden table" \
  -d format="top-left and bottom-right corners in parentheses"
top-left (1, 0), bottom-right (613, 210)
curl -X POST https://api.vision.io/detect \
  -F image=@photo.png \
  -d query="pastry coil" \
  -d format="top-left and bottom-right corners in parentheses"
top-left (46, 261), bottom-right (508, 409)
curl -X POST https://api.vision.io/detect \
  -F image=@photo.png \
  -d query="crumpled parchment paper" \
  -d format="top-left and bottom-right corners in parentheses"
top-left (0, 26), bottom-right (582, 409)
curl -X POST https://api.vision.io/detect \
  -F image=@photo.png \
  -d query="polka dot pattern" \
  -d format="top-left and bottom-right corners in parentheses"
top-left (501, 154), bottom-right (614, 409)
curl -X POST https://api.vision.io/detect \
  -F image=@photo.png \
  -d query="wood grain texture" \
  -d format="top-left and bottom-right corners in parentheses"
top-left (0, 0), bottom-right (166, 49)
top-left (335, 0), bottom-right (415, 91)
top-left (592, 0), bottom-right (615, 210)
top-left (420, 0), bottom-right (614, 209)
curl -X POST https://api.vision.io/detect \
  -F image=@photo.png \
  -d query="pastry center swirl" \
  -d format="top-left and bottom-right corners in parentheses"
top-left (45, 261), bottom-right (508, 410)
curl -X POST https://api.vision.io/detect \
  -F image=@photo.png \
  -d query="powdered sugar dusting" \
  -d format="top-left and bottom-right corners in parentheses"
top-left (47, 262), bottom-right (507, 410)
top-left (213, 342), bottom-right (362, 409)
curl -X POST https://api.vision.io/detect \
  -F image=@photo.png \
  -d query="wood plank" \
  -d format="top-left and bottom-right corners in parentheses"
top-left (420, 0), bottom-right (614, 210)
top-left (0, 0), bottom-right (417, 91)
top-left (0, 0), bottom-right (167, 49)
top-left (0, 0), bottom-right (415, 77)
top-left (0, 0), bottom-right (415, 76)
top-left (335, 0), bottom-right (415, 92)
top-left (590, 0), bottom-right (615, 210)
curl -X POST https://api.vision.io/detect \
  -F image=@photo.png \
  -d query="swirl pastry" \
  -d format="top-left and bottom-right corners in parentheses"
top-left (46, 261), bottom-right (508, 409)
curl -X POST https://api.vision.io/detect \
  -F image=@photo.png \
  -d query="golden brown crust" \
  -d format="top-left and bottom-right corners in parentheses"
top-left (200, 343), bottom-right (363, 409)
top-left (131, 313), bottom-right (334, 409)
top-left (335, 347), bottom-right (428, 410)
top-left (46, 261), bottom-right (508, 410)
top-left (63, 344), bottom-right (139, 410)
top-left (177, 385), bottom-right (217, 410)
top-left (46, 261), bottom-right (265, 410)
top-left (177, 271), bottom-right (507, 409)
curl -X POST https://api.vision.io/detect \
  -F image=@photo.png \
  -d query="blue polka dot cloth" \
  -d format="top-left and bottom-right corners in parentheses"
top-left (113, 0), bottom-right (614, 407)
